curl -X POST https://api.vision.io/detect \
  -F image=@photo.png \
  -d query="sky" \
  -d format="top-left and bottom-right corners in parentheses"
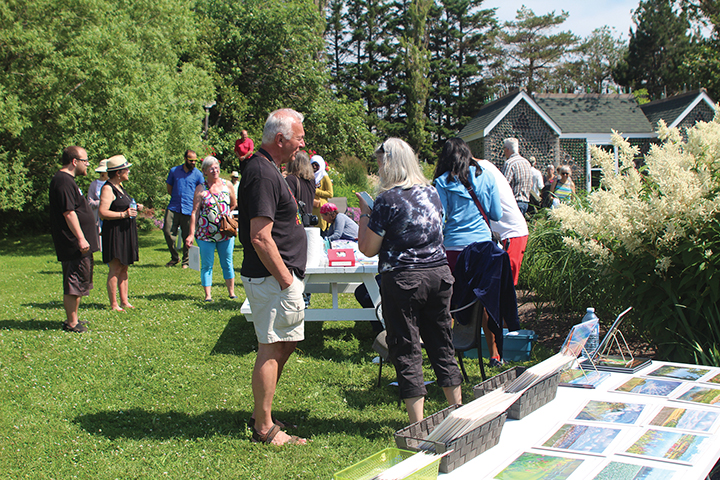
top-left (492, 1), bottom-right (641, 39)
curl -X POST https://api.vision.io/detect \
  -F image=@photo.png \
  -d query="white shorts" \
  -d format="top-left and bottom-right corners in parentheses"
top-left (241, 274), bottom-right (305, 343)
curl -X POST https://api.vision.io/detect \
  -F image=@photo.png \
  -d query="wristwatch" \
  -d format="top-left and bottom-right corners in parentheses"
top-left (359, 213), bottom-right (370, 219)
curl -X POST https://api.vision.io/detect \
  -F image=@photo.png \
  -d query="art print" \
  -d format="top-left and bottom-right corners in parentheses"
top-left (705, 372), bottom-right (720, 384)
top-left (613, 377), bottom-right (682, 397)
top-left (622, 429), bottom-right (710, 464)
top-left (649, 406), bottom-right (719, 433)
top-left (575, 400), bottom-right (645, 425)
top-left (646, 364), bottom-right (710, 381)
top-left (494, 451), bottom-right (583, 480)
top-left (591, 460), bottom-right (677, 480)
top-left (559, 369), bottom-right (610, 388)
top-left (675, 385), bottom-right (720, 406)
top-left (541, 423), bottom-right (622, 455)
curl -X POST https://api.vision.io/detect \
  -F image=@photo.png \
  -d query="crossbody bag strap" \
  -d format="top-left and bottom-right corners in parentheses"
top-left (465, 184), bottom-right (490, 227)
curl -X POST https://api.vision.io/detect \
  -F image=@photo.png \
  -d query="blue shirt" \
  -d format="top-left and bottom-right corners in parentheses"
top-left (166, 165), bottom-right (204, 215)
top-left (434, 164), bottom-right (502, 248)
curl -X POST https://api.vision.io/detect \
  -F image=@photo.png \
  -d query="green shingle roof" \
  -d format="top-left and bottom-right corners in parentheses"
top-left (640, 90), bottom-right (713, 128)
top-left (534, 94), bottom-right (653, 134)
top-left (457, 92), bottom-right (520, 139)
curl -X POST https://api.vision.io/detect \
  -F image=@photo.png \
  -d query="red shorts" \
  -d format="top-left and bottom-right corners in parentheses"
top-left (502, 235), bottom-right (528, 286)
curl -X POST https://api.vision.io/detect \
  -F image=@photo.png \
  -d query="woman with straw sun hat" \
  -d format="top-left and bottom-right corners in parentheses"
top-left (99, 155), bottom-right (142, 312)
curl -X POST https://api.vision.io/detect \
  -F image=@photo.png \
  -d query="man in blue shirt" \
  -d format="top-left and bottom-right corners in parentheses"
top-left (164, 150), bottom-right (204, 267)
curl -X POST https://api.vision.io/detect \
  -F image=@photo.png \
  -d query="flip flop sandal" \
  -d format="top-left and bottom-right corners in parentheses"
top-left (248, 416), bottom-right (297, 430)
top-left (251, 424), bottom-right (304, 445)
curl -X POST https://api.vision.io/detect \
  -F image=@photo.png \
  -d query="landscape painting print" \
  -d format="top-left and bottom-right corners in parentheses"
top-left (649, 407), bottom-right (719, 433)
top-left (676, 385), bottom-right (720, 405)
top-left (575, 401), bottom-right (645, 424)
top-left (614, 377), bottom-right (682, 397)
top-left (592, 461), bottom-right (676, 480)
top-left (494, 452), bottom-right (583, 480)
top-left (647, 365), bottom-right (710, 381)
top-left (706, 372), bottom-right (720, 384)
top-left (624, 429), bottom-right (710, 464)
top-left (542, 424), bottom-right (621, 454)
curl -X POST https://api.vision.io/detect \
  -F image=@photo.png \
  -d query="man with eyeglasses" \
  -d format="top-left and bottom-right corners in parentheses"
top-left (163, 150), bottom-right (204, 268)
top-left (49, 146), bottom-right (100, 333)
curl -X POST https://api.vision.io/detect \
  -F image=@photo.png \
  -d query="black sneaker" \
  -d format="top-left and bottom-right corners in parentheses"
top-left (62, 322), bottom-right (88, 333)
top-left (165, 260), bottom-right (179, 267)
top-left (488, 358), bottom-right (505, 368)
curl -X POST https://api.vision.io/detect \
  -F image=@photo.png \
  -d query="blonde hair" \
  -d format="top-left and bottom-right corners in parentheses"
top-left (375, 138), bottom-right (429, 193)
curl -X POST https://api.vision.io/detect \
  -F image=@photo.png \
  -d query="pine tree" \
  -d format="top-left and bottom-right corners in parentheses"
top-left (494, 6), bottom-right (578, 94)
top-left (614, 0), bottom-right (692, 100)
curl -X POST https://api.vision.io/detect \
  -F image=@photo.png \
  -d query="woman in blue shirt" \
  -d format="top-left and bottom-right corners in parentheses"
top-left (433, 137), bottom-right (505, 367)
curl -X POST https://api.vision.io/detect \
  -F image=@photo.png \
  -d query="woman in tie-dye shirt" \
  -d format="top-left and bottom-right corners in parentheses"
top-left (356, 138), bottom-right (463, 424)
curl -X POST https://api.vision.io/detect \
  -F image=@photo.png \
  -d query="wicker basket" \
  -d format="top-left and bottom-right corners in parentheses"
top-left (473, 366), bottom-right (561, 420)
top-left (334, 447), bottom-right (440, 480)
top-left (394, 404), bottom-right (507, 473)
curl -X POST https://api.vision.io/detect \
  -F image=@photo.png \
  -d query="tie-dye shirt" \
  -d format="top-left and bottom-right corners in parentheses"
top-left (367, 184), bottom-right (447, 273)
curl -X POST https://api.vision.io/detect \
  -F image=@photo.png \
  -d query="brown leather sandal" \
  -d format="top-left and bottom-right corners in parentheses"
top-left (251, 424), bottom-right (304, 445)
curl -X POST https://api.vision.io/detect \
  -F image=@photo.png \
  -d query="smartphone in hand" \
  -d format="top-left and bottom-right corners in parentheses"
top-left (358, 191), bottom-right (374, 209)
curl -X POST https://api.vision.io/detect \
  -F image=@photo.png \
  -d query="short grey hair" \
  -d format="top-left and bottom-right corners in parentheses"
top-left (504, 138), bottom-right (519, 154)
top-left (262, 108), bottom-right (304, 144)
top-left (201, 155), bottom-right (219, 172)
top-left (375, 138), bottom-right (429, 192)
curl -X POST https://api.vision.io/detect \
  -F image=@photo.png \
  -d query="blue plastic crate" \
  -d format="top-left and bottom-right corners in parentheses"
top-left (463, 329), bottom-right (536, 362)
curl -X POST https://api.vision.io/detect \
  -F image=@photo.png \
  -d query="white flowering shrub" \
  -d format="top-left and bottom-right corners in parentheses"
top-left (549, 107), bottom-right (720, 363)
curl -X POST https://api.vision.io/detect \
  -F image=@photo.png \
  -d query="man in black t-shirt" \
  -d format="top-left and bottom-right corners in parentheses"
top-left (49, 146), bottom-right (100, 333)
top-left (238, 109), bottom-right (308, 446)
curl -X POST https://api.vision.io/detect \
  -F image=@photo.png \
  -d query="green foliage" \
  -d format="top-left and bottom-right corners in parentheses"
top-left (305, 97), bottom-right (379, 166)
top-left (520, 215), bottom-right (610, 313)
top-left (549, 115), bottom-right (720, 363)
top-left (335, 155), bottom-right (369, 190)
top-left (614, 0), bottom-right (692, 100)
top-left (0, 0), bottom-right (214, 221)
top-left (493, 6), bottom-right (578, 94)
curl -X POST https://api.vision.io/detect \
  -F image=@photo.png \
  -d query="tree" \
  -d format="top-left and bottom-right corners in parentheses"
top-left (614, 0), bottom-right (692, 101)
top-left (494, 6), bottom-right (578, 94)
top-left (198, 0), bottom-right (377, 167)
top-left (426, 0), bottom-right (496, 146)
top-left (548, 27), bottom-right (627, 94)
top-left (0, 0), bottom-right (214, 230)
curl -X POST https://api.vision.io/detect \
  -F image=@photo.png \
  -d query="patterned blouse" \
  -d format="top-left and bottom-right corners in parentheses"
top-left (366, 184), bottom-right (447, 273)
top-left (196, 180), bottom-right (233, 243)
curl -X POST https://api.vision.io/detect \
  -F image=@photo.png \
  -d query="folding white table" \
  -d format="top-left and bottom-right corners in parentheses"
top-left (442, 361), bottom-right (720, 479)
top-left (241, 264), bottom-right (382, 323)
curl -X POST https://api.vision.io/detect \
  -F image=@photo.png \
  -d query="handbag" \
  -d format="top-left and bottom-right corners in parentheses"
top-left (218, 214), bottom-right (238, 237)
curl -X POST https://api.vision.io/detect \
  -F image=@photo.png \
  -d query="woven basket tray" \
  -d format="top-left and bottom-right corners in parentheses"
top-left (394, 404), bottom-right (507, 473)
top-left (473, 366), bottom-right (561, 420)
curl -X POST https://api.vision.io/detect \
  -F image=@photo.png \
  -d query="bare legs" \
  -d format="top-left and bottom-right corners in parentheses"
top-left (226, 278), bottom-right (235, 297)
top-left (252, 341), bottom-right (307, 445)
top-left (405, 385), bottom-right (463, 424)
top-left (482, 308), bottom-right (500, 359)
top-left (63, 294), bottom-right (81, 327)
top-left (107, 258), bottom-right (131, 311)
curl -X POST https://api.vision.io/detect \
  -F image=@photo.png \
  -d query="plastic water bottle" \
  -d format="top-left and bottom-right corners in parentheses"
top-left (129, 198), bottom-right (137, 218)
top-left (582, 307), bottom-right (600, 357)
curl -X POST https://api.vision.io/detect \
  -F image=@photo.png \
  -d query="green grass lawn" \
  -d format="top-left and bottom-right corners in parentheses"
top-left (0, 229), bottom-right (540, 479)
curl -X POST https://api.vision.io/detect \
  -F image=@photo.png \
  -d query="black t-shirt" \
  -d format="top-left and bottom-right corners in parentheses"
top-left (237, 149), bottom-right (307, 279)
top-left (49, 170), bottom-right (100, 261)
